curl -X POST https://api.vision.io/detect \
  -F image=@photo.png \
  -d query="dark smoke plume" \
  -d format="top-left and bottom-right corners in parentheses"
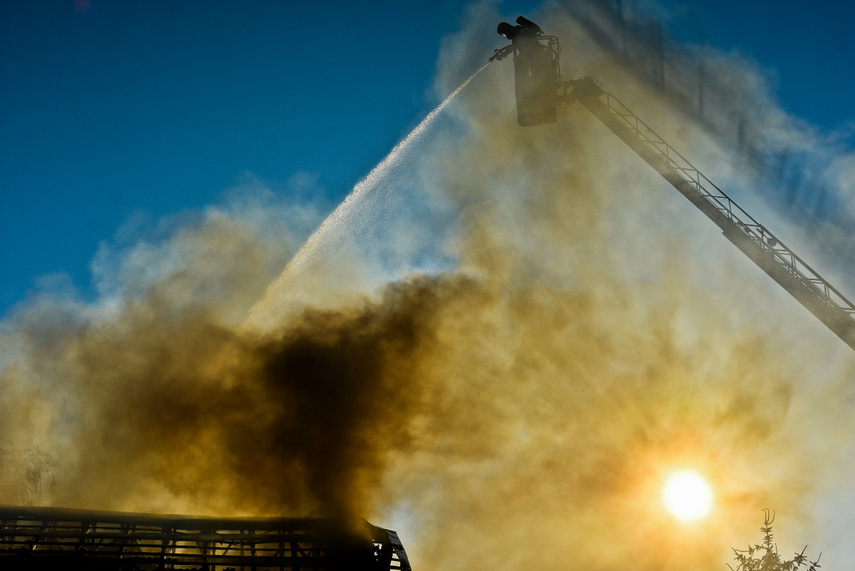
top-left (0, 189), bottom-right (468, 520)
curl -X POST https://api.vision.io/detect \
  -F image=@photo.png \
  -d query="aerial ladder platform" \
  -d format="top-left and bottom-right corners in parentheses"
top-left (492, 17), bottom-right (855, 351)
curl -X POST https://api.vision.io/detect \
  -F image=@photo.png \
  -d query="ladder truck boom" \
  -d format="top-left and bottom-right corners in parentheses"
top-left (494, 18), bottom-right (855, 351)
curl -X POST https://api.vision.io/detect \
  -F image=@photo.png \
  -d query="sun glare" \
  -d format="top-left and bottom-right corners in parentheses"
top-left (662, 470), bottom-right (713, 523)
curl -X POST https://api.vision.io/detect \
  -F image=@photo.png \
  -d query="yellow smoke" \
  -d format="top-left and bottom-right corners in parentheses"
top-left (2, 2), bottom-right (854, 571)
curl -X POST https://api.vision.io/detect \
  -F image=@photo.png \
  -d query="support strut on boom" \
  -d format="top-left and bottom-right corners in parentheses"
top-left (493, 18), bottom-right (855, 351)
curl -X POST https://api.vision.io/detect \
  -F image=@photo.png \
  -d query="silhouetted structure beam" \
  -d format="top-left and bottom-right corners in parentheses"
top-left (0, 505), bottom-right (411, 571)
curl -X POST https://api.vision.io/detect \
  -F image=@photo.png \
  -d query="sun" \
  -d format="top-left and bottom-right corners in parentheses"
top-left (662, 470), bottom-right (713, 523)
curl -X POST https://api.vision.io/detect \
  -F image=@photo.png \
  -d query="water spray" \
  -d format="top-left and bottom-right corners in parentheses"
top-left (245, 58), bottom-right (493, 330)
top-left (290, 59), bottom-right (491, 269)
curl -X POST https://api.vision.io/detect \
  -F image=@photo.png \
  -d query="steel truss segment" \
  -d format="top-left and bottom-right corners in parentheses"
top-left (604, 85), bottom-right (854, 312)
top-left (566, 76), bottom-right (855, 347)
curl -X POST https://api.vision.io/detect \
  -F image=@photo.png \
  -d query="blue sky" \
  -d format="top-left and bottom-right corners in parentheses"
top-left (0, 0), bottom-right (853, 318)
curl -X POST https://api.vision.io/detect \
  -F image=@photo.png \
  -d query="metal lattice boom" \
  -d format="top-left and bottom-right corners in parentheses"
top-left (565, 76), bottom-right (855, 351)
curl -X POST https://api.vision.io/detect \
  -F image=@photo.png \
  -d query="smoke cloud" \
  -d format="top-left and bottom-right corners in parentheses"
top-left (2, 1), bottom-right (855, 570)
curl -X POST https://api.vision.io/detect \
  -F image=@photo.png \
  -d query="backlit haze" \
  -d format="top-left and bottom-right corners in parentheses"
top-left (2, 2), bottom-right (854, 570)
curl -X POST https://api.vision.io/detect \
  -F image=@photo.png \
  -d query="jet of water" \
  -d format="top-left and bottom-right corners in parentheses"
top-left (245, 60), bottom-right (493, 332)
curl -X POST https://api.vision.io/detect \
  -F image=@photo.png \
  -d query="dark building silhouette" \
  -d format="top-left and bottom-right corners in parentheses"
top-left (0, 506), bottom-right (411, 571)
